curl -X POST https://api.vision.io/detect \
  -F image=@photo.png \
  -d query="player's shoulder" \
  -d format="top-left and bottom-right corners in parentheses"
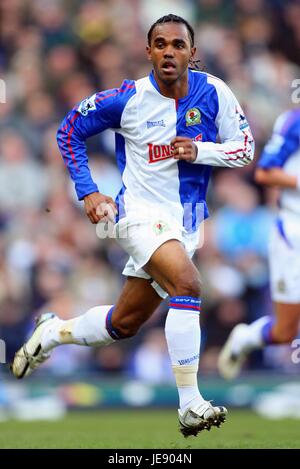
top-left (114, 79), bottom-right (137, 99)
top-left (119, 78), bottom-right (136, 90)
top-left (90, 79), bottom-right (137, 111)
top-left (191, 69), bottom-right (230, 92)
top-left (191, 69), bottom-right (237, 108)
top-left (135, 74), bottom-right (163, 95)
top-left (274, 108), bottom-right (300, 135)
top-left (95, 79), bottom-right (136, 100)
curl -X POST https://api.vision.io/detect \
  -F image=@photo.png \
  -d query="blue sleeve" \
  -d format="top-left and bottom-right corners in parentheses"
top-left (258, 111), bottom-right (300, 169)
top-left (56, 80), bottom-right (136, 200)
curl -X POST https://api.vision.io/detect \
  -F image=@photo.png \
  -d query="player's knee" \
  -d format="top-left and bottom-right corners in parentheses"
top-left (172, 272), bottom-right (202, 297)
top-left (112, 317), bottom-right (140, 339)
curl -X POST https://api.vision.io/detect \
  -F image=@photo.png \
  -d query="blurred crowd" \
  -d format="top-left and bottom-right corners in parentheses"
top-left (0, 0), bottom-right (300, 382)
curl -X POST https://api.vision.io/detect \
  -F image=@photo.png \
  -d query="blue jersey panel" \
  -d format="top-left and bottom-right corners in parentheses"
top-left (258, 110), bottom-right (300, 169)
top-left (176, 70), bottom-right (218, 231)
top-left (57, 80), bottom-right (136, 200)
top-left (115, 133), bottom-right (127, 222)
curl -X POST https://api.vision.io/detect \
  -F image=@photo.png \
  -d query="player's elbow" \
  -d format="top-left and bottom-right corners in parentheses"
top-left (56, 119), bottom-right (67, 146)
top-left (56, 117), bottom-right (71, 158)
top-left (254, 168), bottom-right (269, 185)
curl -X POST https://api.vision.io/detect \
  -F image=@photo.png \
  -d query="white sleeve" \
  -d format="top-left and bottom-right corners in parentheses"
top-left (193, 75), bottom-right (255, 168)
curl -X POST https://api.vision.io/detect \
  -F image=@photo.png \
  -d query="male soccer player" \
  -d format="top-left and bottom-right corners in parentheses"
top-left (12, 14), bottom-right (254, 436)
top-left (218, 108), bottom-right (300, 380)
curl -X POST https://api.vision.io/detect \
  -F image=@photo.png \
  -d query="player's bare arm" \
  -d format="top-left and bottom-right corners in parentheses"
top-left (255, 167), bottom-right (298, 189)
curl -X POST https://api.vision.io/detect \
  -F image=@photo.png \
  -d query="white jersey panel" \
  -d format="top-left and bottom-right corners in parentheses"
top-left (119, 77), bottom-right (184, 224)
top-left (280, 148), bottom-right (300, 218)
top-left (193, 73), bottom-right (254, 168)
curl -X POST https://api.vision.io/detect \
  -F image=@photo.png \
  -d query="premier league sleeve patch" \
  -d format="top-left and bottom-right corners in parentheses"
top-left (78, 94), bottom-right (97, 116)
top-left (235, 105), bottom-right (249, 130)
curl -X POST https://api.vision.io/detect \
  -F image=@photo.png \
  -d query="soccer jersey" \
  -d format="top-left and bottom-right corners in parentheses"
top-left (57, 69), bottom-right (254, 232)
top-left (258, 109), bottom-right (300, 218)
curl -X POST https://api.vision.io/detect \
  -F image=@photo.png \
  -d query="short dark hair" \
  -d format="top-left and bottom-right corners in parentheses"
top-left (147, 14), bottom-right (195, 47)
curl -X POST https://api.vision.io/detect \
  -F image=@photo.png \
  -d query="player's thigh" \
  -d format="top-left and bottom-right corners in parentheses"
top-left (113, 276), bottom-right (162, 327)
top-left (269, 224), bottom-right (300, 304)
top-left (273, 302), bottom-right (300, 335)
top-left (143, 239), bottom-right (201, 296)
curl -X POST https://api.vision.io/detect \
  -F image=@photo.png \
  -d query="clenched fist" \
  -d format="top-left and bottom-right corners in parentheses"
top-left (171, 136), bottom-right (198, 162)
top-left (83, 192), bottom-right (117, 224)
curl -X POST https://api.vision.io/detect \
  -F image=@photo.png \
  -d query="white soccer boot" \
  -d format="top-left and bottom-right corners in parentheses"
top-left (11, 312), bottom-right (58, 379)
top-left (178, 399), bottom-right (228, 437)
top-left (218, 323), bottom-right (250, 380)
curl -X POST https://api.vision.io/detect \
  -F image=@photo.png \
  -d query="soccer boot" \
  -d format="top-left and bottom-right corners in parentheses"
top-left (11, 312), bottom-right (57, 379)
top-left (178, 399), bottom-right (228, 437)
top-left (218, 323), bottom-right (249, 380)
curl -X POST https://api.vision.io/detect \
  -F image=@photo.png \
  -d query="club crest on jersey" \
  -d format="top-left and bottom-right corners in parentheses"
top-left (153, 220), bottom-right (170, 235)
top-left (186, 108), bottom-right (201, 126)
top-left (78, 94), bottom-right (96, 116)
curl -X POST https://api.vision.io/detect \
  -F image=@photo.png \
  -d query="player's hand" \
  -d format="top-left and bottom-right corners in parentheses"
top-left (83, 192), bottom-right (117, 224)
top-left (171, 136), bottom-right (198, 162)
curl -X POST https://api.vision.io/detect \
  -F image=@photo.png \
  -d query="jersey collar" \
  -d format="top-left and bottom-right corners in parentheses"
top-left (149, 69), bottom-right (194, 103)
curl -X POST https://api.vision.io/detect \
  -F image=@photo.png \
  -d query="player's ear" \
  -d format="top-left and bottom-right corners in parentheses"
top-left (190, 47), bottom-right (196, 61)
top-left (146, 45), bottom-right (152, 61)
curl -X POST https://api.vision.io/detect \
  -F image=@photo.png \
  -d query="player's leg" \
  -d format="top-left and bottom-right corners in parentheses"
top-left (11, 276), bottom-right (162, 379)
top-left (218, 302), bottom-right (300, 380)
top-left (144, 239), bottom-right (227, 436)
top-left (270, 302), bottom-right (300, 342)
top-left (218, 223), bottom-right (300, 380)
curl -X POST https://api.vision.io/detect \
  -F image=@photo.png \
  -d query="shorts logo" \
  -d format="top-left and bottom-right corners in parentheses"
top-left (277, 279), bottom-right (286, 293)
top-left (186, 108), bottom-right (201, 126)
top-left (153, 220), bottom-right (170, 235)
top-left (148, 143), bottom-right (173, 163)
top-left (78, 94), bottom-right (96, 116)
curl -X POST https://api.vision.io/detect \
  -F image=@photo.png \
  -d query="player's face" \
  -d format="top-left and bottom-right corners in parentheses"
top-left (146, 23), bottom-right (196, 85)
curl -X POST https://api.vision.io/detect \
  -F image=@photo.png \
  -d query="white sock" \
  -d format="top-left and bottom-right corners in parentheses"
top-left (165, 296), bottom-right (205, 412)
top-left (231, 316), bottom-right (271, 355)
top-left (41, 305), bottom-right (115, 352)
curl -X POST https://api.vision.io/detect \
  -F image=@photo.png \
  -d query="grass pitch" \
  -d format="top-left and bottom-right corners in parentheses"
top-left (0, 409), bottom-right (299, 449)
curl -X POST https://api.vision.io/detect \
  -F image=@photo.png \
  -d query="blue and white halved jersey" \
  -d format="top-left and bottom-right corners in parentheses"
top-left (258, 108), bottom-right (300, 217)
top-left (57, 69), bottom-right (254, 232)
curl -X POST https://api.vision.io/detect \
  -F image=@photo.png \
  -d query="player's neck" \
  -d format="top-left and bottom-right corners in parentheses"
top-left (153, 71), bottom-right (189, 99)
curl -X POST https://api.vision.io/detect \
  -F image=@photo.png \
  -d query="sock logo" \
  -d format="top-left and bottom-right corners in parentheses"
top-left (169, 296), bottom-right (201, 312)
top-left (178, 354), bottom-right (199, 365)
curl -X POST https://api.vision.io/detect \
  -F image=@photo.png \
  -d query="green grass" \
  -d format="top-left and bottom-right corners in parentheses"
top-left (0, 409), bottom-right (299, 449)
